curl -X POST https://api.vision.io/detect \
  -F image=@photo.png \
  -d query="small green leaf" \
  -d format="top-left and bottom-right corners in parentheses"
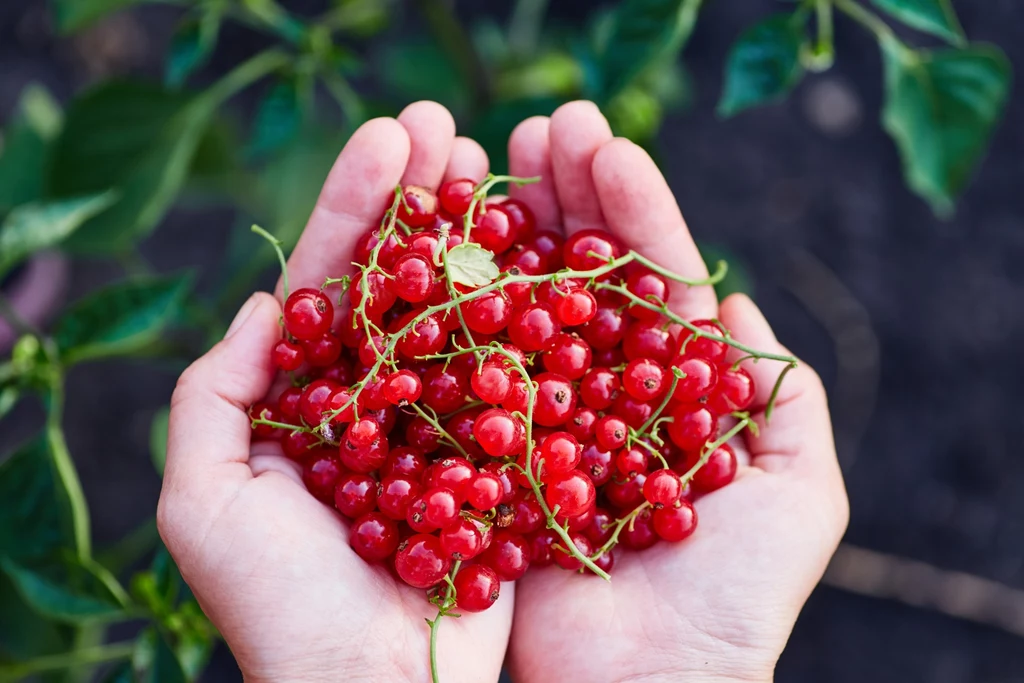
top-left (446, 243), bottom-right (500, 288)
top-left (0, 387), bottom-right (19, 421)
top-left (0, 437), bottom-right (74, 563)
top-left (50, 0), bottom-right (151, 33)
top-left (248, 80), bottom-right (302, 158)
top-left (0, 193), bottom-right (118, 277)
top-left (133, 628), bottom-right (188, 683)
top-left (0, 572), bottom-right (72, 663)
top-left (0, 559), bottom-right (123, 624)
top-left (717, 13), bottom-right (807, 117)
top-left (54, 274), bottom-right (193, 365)
top-left (871, 0), bottom-right (965, 45)
top-left (150, 407), bottom-right (170, 476)
top-left (598, 0), bottom-right (703, 102)
top-left (166, 15), bottom-right (220, 88)
top-left (880, 39), bottom-right (1011, 215)
top-left (0, 85), bottom-right (63, 214)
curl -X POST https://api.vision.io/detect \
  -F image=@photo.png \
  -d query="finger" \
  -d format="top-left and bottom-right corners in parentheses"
top-left (591, 138), bottom-right (718, 321)
top-left (549, 101), bottom-right (612, 234)
top-left (717, 294), bottom-right (841, 492)
top-left (508, 116), bottom-right (561, 232)
top-left (398, 101), bottom-right (457, 189)
top-left (279, 118), bottom-right (411, 296)
top-left (443, 136), bottom-right (489, 183)
top-left (163, 293), bottom-right (281, 501)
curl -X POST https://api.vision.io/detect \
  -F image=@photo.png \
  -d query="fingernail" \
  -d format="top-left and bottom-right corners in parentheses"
top-left (225, 295), bottom-right (259, 339)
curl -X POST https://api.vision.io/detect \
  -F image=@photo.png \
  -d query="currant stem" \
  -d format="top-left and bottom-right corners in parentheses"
top-left (678, 417), bottom-right (753, 488)
top-left (406, 401), bottom-right (470, 459)
top-left (251, 224), bottom-right (289, 300)
top-left (427, 559), bottom-right (462, 683)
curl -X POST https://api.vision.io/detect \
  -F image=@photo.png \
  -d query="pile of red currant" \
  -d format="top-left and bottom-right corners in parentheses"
top-left (249, 174), bottom-right (792, 670)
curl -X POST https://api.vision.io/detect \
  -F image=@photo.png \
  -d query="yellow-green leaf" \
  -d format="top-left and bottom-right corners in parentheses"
top-left (871, 0), bottom-right (965, 46)
top-left (446, 243), bottom-right (499, 288)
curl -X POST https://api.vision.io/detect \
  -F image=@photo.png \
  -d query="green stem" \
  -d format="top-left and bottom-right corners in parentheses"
top-left (427, 559), bottom-right (462, 683)
top-left (204, 49), bottom-right (292, 110)
top-left (463, 175), bottom-right (541, 242)
top-left (251, 224), bottom-right (290, 300)
top-left (833, 0), bottom-right (897, 42)
top-left (678, 417), bottom-right (752, 488)
top-left (407, 402), bottom-right (470, 458)
top-left (0, 642), bottom-right (134, 681)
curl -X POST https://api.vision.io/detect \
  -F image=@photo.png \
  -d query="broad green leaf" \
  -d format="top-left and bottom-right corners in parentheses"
top-left (0, 559), bottom-right (122, 623)
top-left (150, 407), bottom-right (170, 476)
top-left (717, 13), bottom-right (807, 117)
top-left (54, 275), bottom-right (193, 365)
top-left (0, 193), bottom-right (117, 277)
top-left (0, 85), bottom-right (62, 214)
top-left (133, 628), bottom-right (188, 683)
top-left (598, 0), bottom-right (703, 102)
top-left (0, 573), bottom-right (71, 664)
top-left (446, 243), bottom-right (499, 287)
top-left (0, 437), bottom-right (73, 563)
top-left (166, 13), bottom-right (221, 88)
top-left (871, 0), bottom-right (965, 45)
top-left (880, 39), bottom-right (1011, 215)
top-left (248, 80), bottom-right (302, 158)
top-left (50, 0), bottom-right (151, 33)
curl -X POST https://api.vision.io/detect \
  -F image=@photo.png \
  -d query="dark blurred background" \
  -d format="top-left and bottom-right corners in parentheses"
top-left (1, 0), bottom-right (1023, 681)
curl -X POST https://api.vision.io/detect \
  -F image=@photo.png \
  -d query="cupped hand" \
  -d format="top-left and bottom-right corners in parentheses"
top-left (157, 103), bottom-right (511, 683)
top-left (504, 102), bottom-right (850, 683)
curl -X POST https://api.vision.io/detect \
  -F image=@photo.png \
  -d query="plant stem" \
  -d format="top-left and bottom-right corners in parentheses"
top-left (833, 0), bottom-right (896, 42)
top-left (0, 642), bottom-right (134, 681)
top-left (427, 559), bottom-right (462, 683)
top-left (251, 224), bottom-right (290, 300)
top-left (678, 417), bottom-right (752, 488)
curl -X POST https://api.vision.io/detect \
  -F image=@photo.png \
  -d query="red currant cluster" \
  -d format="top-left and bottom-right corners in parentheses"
top-left (249, 175), bottom-right (793, 669)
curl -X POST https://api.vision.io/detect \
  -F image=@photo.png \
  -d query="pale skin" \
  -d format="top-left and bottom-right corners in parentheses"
top-left (158, 100), bottom-right (849, 683)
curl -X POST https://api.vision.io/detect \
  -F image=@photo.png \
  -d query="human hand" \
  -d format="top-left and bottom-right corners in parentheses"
top-left (504, 102), bottom-right (850, 683)
top-left (157, 103), bottom-right (512, 683)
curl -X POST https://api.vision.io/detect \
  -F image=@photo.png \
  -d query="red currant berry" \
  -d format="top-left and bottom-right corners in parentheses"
top-left (398, 186), bottom-right (438, 228)
top-left (350, 512), bottom-right (399, 562)
top-left (579, 367), bottom-right (620, 410)
top-left (623, 358), bottom-right (666, 401)
top-left (584, 508), bottom-right (615, 546)
top-left (539, 432), bottom-right (581, 474)
top-left (351, 271), bottom-right (397, 321)
top-left (439, 178), bottom-right (476, 216)
top-left (345, 418), bottom-right (381, 448)
top-left (620, 507), bottom-right (658, 550)
top-left (461, 290), bottom-right (513, 334)
top-left (471, 361), bottom-right (512, 403)
top-left (478, 531), bottom-right (531, 581)
top-left (383, 369), bottom-right (422, 405)
top-left (507, 490), bottom-right (545, 535)
top-left (553, 532), bottom-right (594, 572)
top-left (643, 469), bottom-right (682, 507)
top-left (544, 470), bottom-right (596, 518)
top-left (532, 373), bottom-right (577, 427)
top-left (334, 473), bottom-right (377, 518)
top-left (283, 288), bottom-right (334, 341)
top-left (670, 356), bottom-right (719, 402)
top-left (473, 408), bottom-right (524, 457)
top-left (508, 302), bottom-right (562, 352)
top-left (622, 320), bottom-right (673, 365)
top-left (542, 333), bottom-right (593, 380)
top-left (277, 386), bottom-right (303, 420)
top-left (667, 404), bottom-right (717, 451)
top-left (528, 529), bottom-right (559, 567)
top-left (500, 198), bottom-right (536, 241)
top-left (299, 379), bottom-right (339, 427)
top-left (453, 564), bottom-right (500, 612)
top-left (466, 471), bottom-right (504, 510)
top-left (615, 447), bottom-right (648, 477)
top-left (691, 443), bottom-right (738, 492)
top-left (395, 533), bottom-right (450, 588)
top-left (478, 462), bottom-right (517, 504)
top-left (567, 406), bottom-right (598, 442)
top-left (282, 430), bottom-right (319, 460)
top-left (578, 440), bottom-right (614, 487)
top-left (555, 288), bottom-right (597, 326)
top-left (612, 392), bottom-right (655, 429)
top-left (272, 339), bottom-right (305, 371)
top-left (653, 500), bottom-right (698, 542)
top-left (563, 229), bottom-right (623, 271)
top-left (302, 453), bottom-right (343, 503)
top-left (339, 435), bottom-right (389, 473)
top-left (530, 230), bottom-right (565, 270)
top-left (594, 415), bottom-right (628, 450)
top-left (579, 305), bottom-right (628, 350)
top-left (250, 402), bottom-right (282, 439)
top-left (682, 320), bottom-right (728, 363)
top-left (626, 270), bottom-right (670, 321)
top-left (391, 253), bottom-right (436, 303)
top-left (440, 518), bottom-right (485, 560)
top-left (406, 417), bottom-right (442, 453)
top-left (605, 472), bottom-right (646, 510)
top-left (707, 367), bottom-right (755, 414)
top-left (376, 475), bottom-right (421, 520)
top-left (302, 333), bottom-right (341, 367)
top-left (474, 206), bottom-right (516, 253)
top-left (423, 457), bottom-right (476, 500)
top-left (421, 365), bottom-right (470, 414)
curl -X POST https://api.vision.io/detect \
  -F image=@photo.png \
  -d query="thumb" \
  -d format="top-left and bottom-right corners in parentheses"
top-left (162, 292), bottom-right (281, 507)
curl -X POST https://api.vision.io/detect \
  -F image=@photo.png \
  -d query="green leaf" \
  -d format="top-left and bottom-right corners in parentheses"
top-left (54, 274), bottom-right (193, 365)
top-left (0, 85), bottom-right (63, 214)
top-left (50, 0), bottom-right (151, 33)
top-left (880, 39), bottom-right (1011, 215)
top-left (0, 573), bottom-right (71, 664)
top-left (0, 193), bottom-right (118, 277)
top-left (446, 243), bottom-right (499, 288)
top-left (150, 407), bottom-right (170, 476)
top-left (166, 15), bottom-right (220, 88)
top-left (0, 559), bottom-right (123, 624)
top-left (248, 80), bottom-right (302, 158)
top-left (598, 0), bottom-right (703, 102)
top-left (871, 0), bottom-right (965, 45)
top-left (0, 387), bottom-right (18, 421)
top-left (0, 437), bottom-right (74, 564)
top-left (717, 13), bottom-right (807, 117)
top-left (133, 628), bottom-right (187, 683)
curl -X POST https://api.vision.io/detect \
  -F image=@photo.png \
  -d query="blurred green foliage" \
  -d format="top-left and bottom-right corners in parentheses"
top-left (0, 0), bottom-right (1011, 679)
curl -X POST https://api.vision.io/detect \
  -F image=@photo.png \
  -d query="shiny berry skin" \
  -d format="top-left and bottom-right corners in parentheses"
top-left (653, 500), bottom-right (698, 541)
top-left (391, 253), bottom-right (435, 303)
top-left (530, 230), bottom-right (565, 270)
top-left (394, 312), bottom-right (446, 359)
top-left (398, 186), bottom-right (438, 228)
top-left (626, 270), bottom-right (669, 321)
top-left (500, 198), bottom-right (536, 240)
top-left (299, 379), bottom-right (339, 427)
top-left (584, 508), bottom-right (615, 546)
top-left (282, 430), bottom-right (319, 460)
top-left (578, 441), bottom-right (613, 487)
top-left (473, 408), bottom-right (524, 457)
top-left (605, 472), bottom-right (646, 510)
top-left (454, 564), bottom-right (500, 612)
top-left (553, 532), bottom-right (594, 571)
top-left (354, 228), bottom-right (405, 268)
top-left (532, 373), bottom-right (577, 427)
top-left (507, 490), bottom-right (545, 535)
top-left (424, 457), bottom-right (476, 500)
top-left (667, 404), bottom-right (717, 451)
top-left (302, 453), bottom-right (343, 503)
top-left (345, 418), bottom-right (380, 448)
top-left (326, 387), bottom-right (356, 424)
top-left (508, 303), bottom-right (562, 352)
top-left (467, 472), bottom-right (504, 510)
top-left (579, 367), bottom-right (620, 410)
top-left (471, 362), bottom-right (512, 403)
top-left (303, 333), bottom-right (341, 367)
top-left (556, 288), bottom-right (597, 326)
top-left (563, 229), bottom-right (623, 271)
top-left (707, 367), bottom-right (756, 414)
top-left (683, 320), bottom-right (728, 363)
top-left (474, 206), bottom-right (516, 253)
top-left (691, 443), bottom-right (738, 492)
top-left (272, 339), bottom-right (305, 371)
top-left (383, 447), bottom-right (425, 482)
top-left (277, 386), bottom-right (303, 420)
top-left (250, 402), bottom-right (282, 439)
top-left (623, 358), bottom-right (666, 401)
top-left (567, 407), bottom-right (598, 442)
top-left (613, 393), bottom-right (655, 429)
top-left (423, 487), bottom-right (460, 528)
top-left (670, 356), bottom-right (719, 402)
top-left (350, 512), bottom-right (399, 562)
top-left (615, 447), bottom-right (648, 477)
top-left (644, 469), bottom-right (682, 507)
top-left (440, 519), bottom-right (485, 560)
top-left (334, 473), bottom-right (377, 518)
top-left (543, 333), bottom-right (592, 380)
top-left (439, 178), bottom-right (476, 215)
top-left (445, 409), bottom-right (484, 458)
top-left (383, 369), bottom-right (422, 405)
top-left (579, 304), bottom-right (629, 351)
top-left (283, 288), bottom-right (334, 340)
top-left (528, 529), bottom-right (559, 567)
top-left (539, 432), bottom-right (582, 474)
top-left (620, 507), bottom-right (659, 550)
top-left (595, 415), bottom-right (628, 450)
top-left (421, 365), bottom-right (469, 414)
top-left (462, 290), bottom-right (513, 334)
top-left (405, 417), bottom-right (442, 453)
top-left (395, 534), bottom-right (451, 588)
top-left (622, 320), bottom-right (673, 365)
top-left (544, 470), bottom-right (596, 518)
top-left (479, 531), bottom-right (531, 581)
top-left (479, 462), bottom-right (517, 504)
top-left (376, 476), bottom-right (421, 520)
top-left (351, 271), bottom-right (397, 320)
top-left (593, 549), bottom-right (615, 574)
